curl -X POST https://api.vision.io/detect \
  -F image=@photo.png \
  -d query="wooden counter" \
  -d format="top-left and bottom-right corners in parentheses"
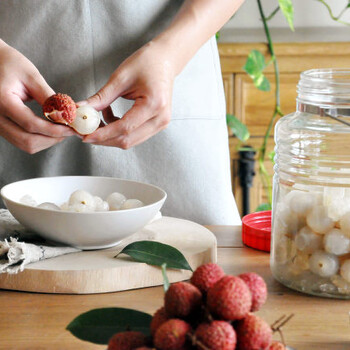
top-left (1, 226), bottom-right (350, 350)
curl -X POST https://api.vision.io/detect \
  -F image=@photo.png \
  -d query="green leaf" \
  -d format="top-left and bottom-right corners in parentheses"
top-left (226, 114), bottom-right (250, 142)
top-left (254, 74), bottom-right (271, 91)
top-left (161, 263), bottom-right (170, 292)
top-left (116, 241), bottom-right (192, 271)
top-left (243, 50), bottom-right (271, 91)
top-left (66, 308), bottom-right (152, 344)
top-left (256, 203), bottom-right (272, 212)
top-left (243, 50), bottom-right (267, 76)
top-left (278, 0), bottom-right (295, 31)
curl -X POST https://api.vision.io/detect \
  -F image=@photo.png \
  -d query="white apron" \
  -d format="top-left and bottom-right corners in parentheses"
top-left (0, 0), bottom-right (241, 225)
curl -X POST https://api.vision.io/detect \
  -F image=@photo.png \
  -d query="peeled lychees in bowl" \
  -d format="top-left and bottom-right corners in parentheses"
top-left (42, 93), bottom-right (100, 135)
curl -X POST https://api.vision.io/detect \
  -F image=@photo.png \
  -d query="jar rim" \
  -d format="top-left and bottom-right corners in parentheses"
top-left (301, 68), bottom-right (350, 85)
top-left (297, 68), bottom-right (350, 109)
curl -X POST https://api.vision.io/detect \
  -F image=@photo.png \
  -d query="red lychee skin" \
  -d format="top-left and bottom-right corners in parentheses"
top-left (107, 331), bottom-right (146, 350)
top-left (238, 272), bottom-right (267, 312)
top-left (194, 320), bottom-right (236, 350)
top-left (235, 313), bottom-right (273, 350)
top-left (154, 319), bottom-right (191, 350)
top-left (268, 341), bottom-right (287, 350)
top-left (207, 275), bottom-right (252, 321)
top-left (164, 282), bottom-right (202, 318)
top-left (42, 93), bottom-right (76, 124)
top-left (134, 348), bottom-right (153, 350)
top-left (190, 263), bottom-right (225, 294)
top-left (150, 306), bottom-right (169, 336)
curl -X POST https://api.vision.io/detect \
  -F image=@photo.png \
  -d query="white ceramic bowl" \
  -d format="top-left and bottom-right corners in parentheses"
top-left (1, 176), bottom-right (167, 250)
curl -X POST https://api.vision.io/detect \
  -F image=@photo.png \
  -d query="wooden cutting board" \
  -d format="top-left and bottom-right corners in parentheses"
top-left (0, 217), bottom-right (217, 294)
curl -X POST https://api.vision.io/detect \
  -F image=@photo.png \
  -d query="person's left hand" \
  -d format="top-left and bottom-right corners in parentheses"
top-left (82, 41), bottom-right (176, 149)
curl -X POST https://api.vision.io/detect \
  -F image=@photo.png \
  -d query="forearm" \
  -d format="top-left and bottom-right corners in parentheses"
top-left (153, 0), bottom-right (245, 75)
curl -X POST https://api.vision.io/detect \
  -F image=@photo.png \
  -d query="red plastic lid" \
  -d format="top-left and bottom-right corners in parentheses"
top-left (242, 210), bottom-right (271, 252)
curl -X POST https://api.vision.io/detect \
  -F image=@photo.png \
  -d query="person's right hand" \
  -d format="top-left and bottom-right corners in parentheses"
top-left (0, 40), bottom-right (75, 154)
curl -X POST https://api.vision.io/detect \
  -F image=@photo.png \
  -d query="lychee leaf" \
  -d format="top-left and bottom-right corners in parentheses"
top-left (116, 240), bottom-right (192, 271)
top-left (278, 0), bottom-right (294, 31)
top-left (66, 307), bottom-right (152, 344)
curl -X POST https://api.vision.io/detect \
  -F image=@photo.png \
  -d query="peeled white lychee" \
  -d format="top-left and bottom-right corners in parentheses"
top-left (106, 192), bottom-right (126, 211)
top-left (70, 105), bottom-right (100, 135)
top-left (309, 250), bottom-right (339, 277)
top-left (323, 229), bottom-right (350, 256)
top-left (120, 199), bottom-right (144, 210)
top-left (294, 226), bottom-right (323, 254)
top-left (20, 194), bottom-right (37, 207)
top-left (306, 205), bottom-right (334, 234)
top-left (287, 190), bottom-right (316, 217)
top-left (274, 204), bottom-right (300, 236)
top-left (37, 202), bottom-right (61, 211)
top-left (94, 196), bottom-right (109, 211)
top-left (67, 203), bottom-right (95, 213)
top-left (68, 190), bottom-right (95, 210)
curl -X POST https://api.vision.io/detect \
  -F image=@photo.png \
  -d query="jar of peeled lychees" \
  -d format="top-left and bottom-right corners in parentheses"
top-left (271, 68), bottom-right (350, 298)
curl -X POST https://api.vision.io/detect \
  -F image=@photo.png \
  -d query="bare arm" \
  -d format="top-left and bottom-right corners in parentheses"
top-left (84, 0), bottom-right (245, 149)
top-left (155, 0), bottom-right (245, 75)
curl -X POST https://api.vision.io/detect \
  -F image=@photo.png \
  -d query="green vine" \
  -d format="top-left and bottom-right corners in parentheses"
top-left (315, 0), bottom-right (350, 26)
top-left (228, 0), bottom-right (350, 211)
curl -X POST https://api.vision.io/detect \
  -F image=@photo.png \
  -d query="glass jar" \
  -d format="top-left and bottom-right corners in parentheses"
top-left (271, 69), bottom-right (350, 298)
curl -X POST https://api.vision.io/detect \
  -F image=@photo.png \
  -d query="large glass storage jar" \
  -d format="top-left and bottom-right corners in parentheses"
top-left (271, 69), bottom-right (350, 298)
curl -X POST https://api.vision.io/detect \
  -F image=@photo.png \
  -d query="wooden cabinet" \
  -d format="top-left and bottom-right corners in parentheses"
top-left (219, 42), bottom-right (350, 216)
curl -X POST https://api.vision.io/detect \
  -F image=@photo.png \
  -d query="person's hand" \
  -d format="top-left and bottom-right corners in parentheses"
top-left (0, 41), bottom-right (75, 154)
top-left (82, 41), bottom-right (176, 149)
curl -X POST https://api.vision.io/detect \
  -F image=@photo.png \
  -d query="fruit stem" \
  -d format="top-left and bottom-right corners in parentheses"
top-left (270, 313), bottom-right (294, 345)
top-left (188, 332), bottom-right (212, 350)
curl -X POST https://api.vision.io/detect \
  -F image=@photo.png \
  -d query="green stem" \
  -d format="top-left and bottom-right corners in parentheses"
top-left (265, 6), bottom-right (280, 21)
top-left (314, 0), bottom-right (350, 26)
top-left (256, 0), bottom-right (283, 206)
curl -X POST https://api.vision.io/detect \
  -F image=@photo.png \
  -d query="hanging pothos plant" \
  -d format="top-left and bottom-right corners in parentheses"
top-left (226, 0), bottom-right (350, 212)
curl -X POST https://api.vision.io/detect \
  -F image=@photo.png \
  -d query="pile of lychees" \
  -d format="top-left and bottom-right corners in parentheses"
top-left (107, 263), bottom-right (288, 350)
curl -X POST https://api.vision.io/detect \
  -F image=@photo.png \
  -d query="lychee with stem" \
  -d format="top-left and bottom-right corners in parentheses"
top-left (194, 320), bottom-right (236, 350)
top-left (235, 313), bottom-right (272, 350)
top-left (164, 282), bottom-right (202, 318)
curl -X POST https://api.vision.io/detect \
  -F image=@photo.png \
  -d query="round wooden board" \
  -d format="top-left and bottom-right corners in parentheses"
top-left (0, 217), bottom-right (217, 294)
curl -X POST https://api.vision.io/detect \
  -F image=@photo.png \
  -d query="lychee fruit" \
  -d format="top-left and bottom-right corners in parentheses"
top-left (190, 263), bottom-right (225, 294)
top-left (150, 307), bottom-right (169, 336)
top-left (70, 105), bottom-right (100, 135)
top-left (238, 272), bottom-right (267, 311)
top-left (107, 331), bottom-right (146, 350)
top-left (42, 93), bottom-right (76, 124)
top-left (194, 320), bottom-right (236, 350)
top-left (154, 319), bottom-right (191, 350)
top-left (207, 275), bottom-right (252, 321)
top-left (268, 340), bottom-right (287, 349)
top-left (164, 282), bottom-right (202, 318)
top-left (235, 313), bottom-right (272, 350)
